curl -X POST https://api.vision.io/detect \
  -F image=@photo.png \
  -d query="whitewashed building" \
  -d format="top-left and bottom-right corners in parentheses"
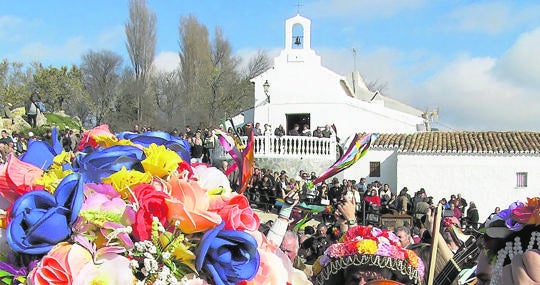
top-left (216, 14), bottom-right (540, 222)
top-left (347, 132), bottom-right (540, 221)
top-left (238, 14), bottom-right (426, 141)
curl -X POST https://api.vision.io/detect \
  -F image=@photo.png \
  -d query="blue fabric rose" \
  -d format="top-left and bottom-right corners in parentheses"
top-left (72, 145), bottom-right (145, 183)
top-left (117, 131), bottom-right (191, 162)
top-left (6, 173), bottom-right (84, 255)
top-left (20, 127), bottom-right (63, 170)
top-left (195, 222), bottom-right (260, 285)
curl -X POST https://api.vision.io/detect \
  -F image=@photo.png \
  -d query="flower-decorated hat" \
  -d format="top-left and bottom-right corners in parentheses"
top-left (312, 225), bottom-right (424, 285)
top-left (481, 197), bottom-right (540, 284)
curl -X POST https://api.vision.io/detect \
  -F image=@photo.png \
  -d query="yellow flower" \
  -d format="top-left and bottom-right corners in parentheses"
top-left (53, 151), bottom-right (72, 165)
top-left (93, 134), bottom-right (117, 147)
top-left (34, 169), bottom-right (72, 193)
top-left (33, 152), bottom-right (75, 192)
top-left (141, 144), bottom-right (182, 178)
top-left (159, 232), bottom-right (196, 272)
top-left (102, 167), bottom-right (152, 199)
top-left (356, 239), bottom-right (378, 254)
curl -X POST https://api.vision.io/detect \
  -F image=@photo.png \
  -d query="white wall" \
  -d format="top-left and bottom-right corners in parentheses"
top-left (343, 149), bottom-right (398, 193)
top-left (397, 153), bottom-right (540, 222)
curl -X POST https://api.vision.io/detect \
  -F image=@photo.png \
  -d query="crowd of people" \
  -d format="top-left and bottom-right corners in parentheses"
top-left (0, 119), bottom-right (536, 284)
top-left (223, 165), bottom-right (489, 284)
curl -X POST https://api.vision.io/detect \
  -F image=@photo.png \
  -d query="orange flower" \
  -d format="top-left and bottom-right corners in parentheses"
top-left (165, 176), bottom-right (221, 234)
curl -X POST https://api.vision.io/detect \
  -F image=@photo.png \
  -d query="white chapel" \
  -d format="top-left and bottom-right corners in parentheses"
top-left (218, 14), bottom-right (540, 222)
top-left (241, 14), bottom-right (426, 141)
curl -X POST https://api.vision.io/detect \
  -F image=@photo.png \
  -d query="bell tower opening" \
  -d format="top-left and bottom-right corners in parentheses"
top-left (292, 24), bottom-right (304, 49)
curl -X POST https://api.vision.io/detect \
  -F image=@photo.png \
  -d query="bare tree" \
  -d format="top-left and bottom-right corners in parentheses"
top-left (151, 69), bottom-right (182, 127)
top-left (178, 15), bottom-right (213, 126)
top-left (245, 50), bottom-right (272, 79)
top-left (366, 78), bottom-right (388, 94)
top-left (125, 0), bottom-right (156, 123)
top-left (81, 50), bottom-right (123, 126)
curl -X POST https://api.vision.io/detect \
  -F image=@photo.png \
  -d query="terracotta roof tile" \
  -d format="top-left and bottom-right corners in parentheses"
top-left (370, 131), bottom-right (540, 154)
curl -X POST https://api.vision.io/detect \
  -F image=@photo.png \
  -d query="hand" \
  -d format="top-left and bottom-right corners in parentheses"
top-left (337, 195), bottom-right (356, 221)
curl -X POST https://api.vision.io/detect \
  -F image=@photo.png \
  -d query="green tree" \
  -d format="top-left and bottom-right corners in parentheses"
top-left (32, 65), bottom-right (85, 113)
top-left (0, 59), bottom-right (35, 109)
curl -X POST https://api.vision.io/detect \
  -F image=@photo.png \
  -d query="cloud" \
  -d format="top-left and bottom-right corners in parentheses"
top-left (313, 28), bottom-right (540, 131)
top-left (153, 51), bottom-right (180, 73)
top-left (0, 15), bottom-right (28, 43)
top-left (97, 25), bottom-right (126, 51)
top-left (18, 36), bottom-right (88, 65)
top-left (307, 0), bottom-right (426, 20)
top-left (417, 32), bottom-right (540, 131)
top-left (445, 2), bottom-right (540, 35)
top-left (493, 27), bottom-right (540, 89)
top-left (446, 2), bottom-right (512, 34)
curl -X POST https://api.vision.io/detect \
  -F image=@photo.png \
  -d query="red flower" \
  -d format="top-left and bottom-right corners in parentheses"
top-left (130, 183), bottom-right (169, 241)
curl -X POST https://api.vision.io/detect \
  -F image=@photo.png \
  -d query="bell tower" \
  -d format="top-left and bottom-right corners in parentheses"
top-left (285, 14), bottom-right (311, 51)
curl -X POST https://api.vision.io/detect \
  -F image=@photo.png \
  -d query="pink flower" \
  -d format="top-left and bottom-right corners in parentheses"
top-left (72, 252), bottom-right (134, 285)
top-left (209, 193), bottom-right (260, 231)
top-left (28, 242), bottom-right (92, 285)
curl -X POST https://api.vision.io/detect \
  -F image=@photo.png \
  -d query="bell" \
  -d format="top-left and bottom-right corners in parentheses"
top-left (294, 36), bottom-right (301, 45)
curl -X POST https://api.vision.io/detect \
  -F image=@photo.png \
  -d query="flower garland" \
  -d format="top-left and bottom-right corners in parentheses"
top-left (0, 125), bottom-right (300, 285)
top-left (313, 225), bottom-right (424, 285)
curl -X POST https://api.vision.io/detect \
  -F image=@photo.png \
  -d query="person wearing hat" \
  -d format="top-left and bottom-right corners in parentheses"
top-left (312, 223), bottom-right (425, 284)
top-left (476, 197), bottom-right (540, 284)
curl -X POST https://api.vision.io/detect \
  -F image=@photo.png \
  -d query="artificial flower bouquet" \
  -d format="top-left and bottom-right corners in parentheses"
top-left (0, 125), bottom-right (297, 285)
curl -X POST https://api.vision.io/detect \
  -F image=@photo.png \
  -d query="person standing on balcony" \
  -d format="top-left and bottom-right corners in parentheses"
top-left (321, 124), bottom-right (333, 138)
top-left (301, 124), bottom-right (311, 136)
top-left (254, 122), bottom-right (263, 136)
top-left (312, 126), bottom-right (323, 138)
top-left (263, 124), bottom-right (272, 136)
top-left (288, 124), bottom-right (300, 136)
top-left (274, 124), bottom-right (285, 136)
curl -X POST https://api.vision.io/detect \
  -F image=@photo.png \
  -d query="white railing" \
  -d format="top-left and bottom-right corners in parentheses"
top-left (213, 135), bottom-right (337, 160)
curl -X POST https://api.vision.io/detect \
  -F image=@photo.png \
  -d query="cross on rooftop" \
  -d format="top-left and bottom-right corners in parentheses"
top-left (296, 0), bottom-right (303, 14)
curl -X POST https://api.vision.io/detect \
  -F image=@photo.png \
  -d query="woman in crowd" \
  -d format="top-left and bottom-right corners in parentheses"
top-left (259, 174), bottom-right (275, 212)
top-left (189, 130), bottom-right (204, 163)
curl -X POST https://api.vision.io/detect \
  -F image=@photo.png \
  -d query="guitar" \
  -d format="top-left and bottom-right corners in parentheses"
top-left (433, 227), bottom-right (480, 285)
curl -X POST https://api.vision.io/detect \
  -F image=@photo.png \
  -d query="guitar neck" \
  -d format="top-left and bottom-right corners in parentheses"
top-left (434, 242), bottom-right (479, 285)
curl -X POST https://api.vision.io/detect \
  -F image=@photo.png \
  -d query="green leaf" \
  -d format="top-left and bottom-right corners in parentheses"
top-left (1, 276), bottom-right (12, 285)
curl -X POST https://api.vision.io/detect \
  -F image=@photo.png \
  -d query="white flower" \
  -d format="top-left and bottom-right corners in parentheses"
top-left (162, 252), bottom-right (171, 260)
top-left (130, 260), bottom-right (139, 269)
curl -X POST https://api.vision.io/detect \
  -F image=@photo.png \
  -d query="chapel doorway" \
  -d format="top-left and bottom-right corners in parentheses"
top-left (286, 113), bottom-right (310, 134)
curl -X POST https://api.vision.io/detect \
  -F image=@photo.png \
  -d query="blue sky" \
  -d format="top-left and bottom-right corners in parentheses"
top-left (1, 1), bottom-right (540, 131)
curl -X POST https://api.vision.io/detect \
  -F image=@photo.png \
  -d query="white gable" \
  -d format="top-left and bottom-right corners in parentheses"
top-left (244, 14), bottom-right (425, 141)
